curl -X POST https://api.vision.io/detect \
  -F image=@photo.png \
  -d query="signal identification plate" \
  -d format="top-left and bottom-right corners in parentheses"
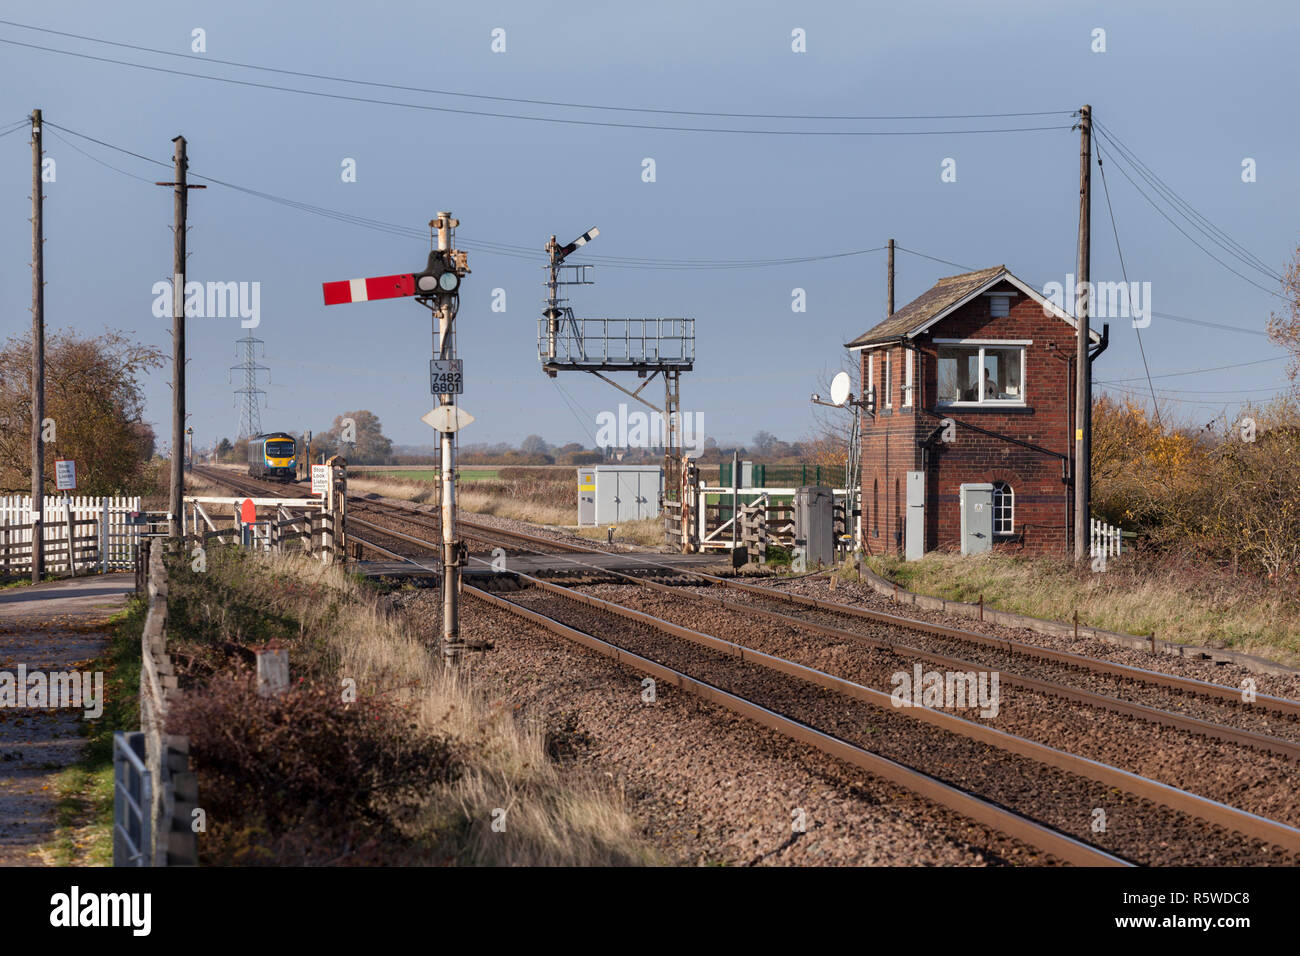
top-left (430, 359), bottom-right (464, 395)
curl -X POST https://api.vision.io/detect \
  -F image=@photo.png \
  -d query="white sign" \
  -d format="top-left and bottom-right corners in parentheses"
top-left (311, 464), bottom-right (329, 496)
top-left (430, 359), bottom-right (464, 395)
top-left (421, 406), bottom-right (475, 434)
top-left (55, 459), bottom-right (76, 491)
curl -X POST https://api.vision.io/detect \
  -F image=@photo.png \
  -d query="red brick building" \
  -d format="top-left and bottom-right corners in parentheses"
top-left (845, 266), bottom-right (1101, 557)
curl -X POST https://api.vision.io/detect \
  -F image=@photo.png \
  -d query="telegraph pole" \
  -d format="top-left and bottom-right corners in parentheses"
top-left (1073, 105), bottom-right (1092, 562)
top-left (156, 137), bottom-right (204, 538)
top-left (30, 109), bottom-right (44, 583)
top-left (887, 238), bottom-right (895, 315)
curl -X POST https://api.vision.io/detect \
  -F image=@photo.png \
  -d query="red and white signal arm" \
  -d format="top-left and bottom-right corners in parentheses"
top-left (55, 459), bottom-right (76, 491)
top-left (322, 274), bottom-right (415, 305)
top-left (311, 464), bottom-right (329, 497)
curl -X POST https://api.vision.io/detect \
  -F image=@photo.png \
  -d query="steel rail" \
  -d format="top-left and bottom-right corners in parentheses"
top-left (346, 520), bottom-right (1300, 859)
top-left (465, 582), bottom-right (1131, 868)
top-left (254, 479), bottom-right (1300, 760)
top-left (516, 555), bottom-right (1300, 761)
top-left (197, 468), bottom-right (1300, 719)
top-left (506, 571), bottom-right (1300, 856)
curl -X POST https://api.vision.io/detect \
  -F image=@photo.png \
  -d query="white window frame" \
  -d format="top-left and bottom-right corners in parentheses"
top-left (992, 481), bottom-right (1014, 535)
top-left (933, 339), bottom-right (1029, 408)
top-left (903, 349), bottom-right (913, 406)
top-left (883, 350), bottom-right (893, 408)
top-left (866, 351), bottom-right (875, 409)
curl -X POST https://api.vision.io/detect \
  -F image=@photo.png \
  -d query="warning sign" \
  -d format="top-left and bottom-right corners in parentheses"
top-left (311, 464), bottom-right (329, 497)
top-left (55, 459), bottom-right (76, 491)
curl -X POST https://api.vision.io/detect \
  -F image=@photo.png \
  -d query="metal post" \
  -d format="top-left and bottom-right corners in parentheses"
top-left (1073, 104), bottom-right (1092, 562)
top-left (435, 213), bottom-right (463, 664)
top-left (30, 109), bottom-right (44, 584)
top-left (731, 450), bottom-right (739, 552)
top-left (65, 494), bottom-right (75, 577)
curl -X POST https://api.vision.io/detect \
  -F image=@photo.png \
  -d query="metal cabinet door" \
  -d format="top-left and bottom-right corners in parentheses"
top-left (960, 483), bottom-right (994, 555)
top-left (905, 471), bottom-right (925, 561)
top-left (578, 469), bottom-right (596, 525)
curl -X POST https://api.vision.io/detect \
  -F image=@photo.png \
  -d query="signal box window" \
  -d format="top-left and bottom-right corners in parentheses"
top-left (937, 344), bottom-right (1025, 406)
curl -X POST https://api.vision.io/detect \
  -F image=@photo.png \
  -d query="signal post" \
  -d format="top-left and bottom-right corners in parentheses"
top-left (323, 212), bottom-right (471, 663)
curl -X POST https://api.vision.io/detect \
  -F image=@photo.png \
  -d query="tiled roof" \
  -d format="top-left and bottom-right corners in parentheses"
top-left (845, 265), bottom-right (1007, 348)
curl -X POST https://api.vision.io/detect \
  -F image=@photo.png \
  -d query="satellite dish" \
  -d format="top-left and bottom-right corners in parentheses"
top-left (830, 371), bottom-right (852, 407)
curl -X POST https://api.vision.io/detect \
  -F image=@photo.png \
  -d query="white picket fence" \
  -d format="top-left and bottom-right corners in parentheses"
top-left (1089, 517), bottom-right (1123, 560)
top-left (0, 495), bottom-right (142, 574)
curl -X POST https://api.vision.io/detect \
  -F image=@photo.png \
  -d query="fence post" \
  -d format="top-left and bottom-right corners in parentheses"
top-left (65, 496), bottom-right (76, 577)
top-left (100, 498), bottom-right (108, 574)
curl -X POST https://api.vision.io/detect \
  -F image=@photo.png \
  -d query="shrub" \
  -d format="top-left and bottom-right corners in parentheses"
top-left (168, 672), bottom-right (457, 865)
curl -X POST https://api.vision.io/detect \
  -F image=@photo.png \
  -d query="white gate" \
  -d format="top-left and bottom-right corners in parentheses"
top-left (1090, 517), bottom-right (1123, 560)
top-left (0, 495), bottom-right (142, 574)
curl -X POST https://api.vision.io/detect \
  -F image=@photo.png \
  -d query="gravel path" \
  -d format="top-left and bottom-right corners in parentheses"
top-left (0, 574), bottom-right (131, 865)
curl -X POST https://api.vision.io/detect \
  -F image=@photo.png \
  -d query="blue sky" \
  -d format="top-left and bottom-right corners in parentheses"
top-left (1, 0), bottom-right (1296, 453)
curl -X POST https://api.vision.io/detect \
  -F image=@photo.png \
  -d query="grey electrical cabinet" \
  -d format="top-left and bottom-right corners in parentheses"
top-left (905, 471), bottom-right (926, 561)
top-left (578, 466), bottom-right (663, 525)
top-left (959, 483), bottom-right (994, 555)
top-left (577, 467), bottom-right (596, 525)
top-left (794, 485), bottom-right (835, 567)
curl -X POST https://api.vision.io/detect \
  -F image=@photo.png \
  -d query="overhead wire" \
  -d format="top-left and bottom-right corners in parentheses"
top-left (1094, 120), bottom-right (1278, 282)
top-left (0, 18), bottom-right (1074, 124)
top-left (1093, 126), bottom-right (1285, 300)
top-left (1096, 139), bottom-right (1162, 426)
top-left (0, 35), bottom-right (1073, 138)
top-left (1097, 355), bottom-right (1285, 384)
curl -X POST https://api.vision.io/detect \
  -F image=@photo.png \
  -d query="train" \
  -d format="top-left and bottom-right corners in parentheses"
top-left (247, 432), bottom-right (298, 482)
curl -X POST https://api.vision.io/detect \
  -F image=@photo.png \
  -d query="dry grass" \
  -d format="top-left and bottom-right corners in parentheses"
top-left (238, 551), bottom-right (652, 865)
top-left (574, 517), bottom-right (666, 548)
top-left (869, 549), bottom-right (1300, 666)
top-left (348, 474), bottom-right (578, 527)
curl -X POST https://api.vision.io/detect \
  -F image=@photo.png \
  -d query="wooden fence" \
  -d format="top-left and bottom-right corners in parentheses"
top-left (114, 540), bottom-right (199, 866)
top-left (696, 486), bottom-right (849, 554)
top-left (0, 495), bottom-right (142, 575)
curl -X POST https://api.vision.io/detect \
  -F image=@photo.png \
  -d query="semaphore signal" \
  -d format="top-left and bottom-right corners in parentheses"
top-left (321, 213), bottom-right (471, 664)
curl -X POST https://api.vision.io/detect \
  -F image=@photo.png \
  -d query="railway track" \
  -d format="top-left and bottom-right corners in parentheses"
top-left (191, 466), bottom-right (1300, 861)
top-left (354, 520), bottom-right (1300, 865)
top-left (193, 466), bottom-right (1300, 750)
top-left (340, 494), bottom-right (1300, 752)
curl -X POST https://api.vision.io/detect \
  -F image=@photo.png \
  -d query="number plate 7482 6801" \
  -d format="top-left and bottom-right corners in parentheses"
top-left (430, 359), bottom-right (463, 395)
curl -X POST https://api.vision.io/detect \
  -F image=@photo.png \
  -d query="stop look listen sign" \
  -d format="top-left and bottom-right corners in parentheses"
top-left (55, 459), bottom-right (76, 491)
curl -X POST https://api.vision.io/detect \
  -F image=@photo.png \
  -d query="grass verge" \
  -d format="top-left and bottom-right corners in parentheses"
top-left (160, 547), bottom-right (652, 865)
top-left (45, 599), bottom-right (145, 865)
top-left (867, 549), bottom-right (1300, 665)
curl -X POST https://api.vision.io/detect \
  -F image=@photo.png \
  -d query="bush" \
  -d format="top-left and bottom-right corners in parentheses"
top-left (168, 673), bottom-right (457, 865)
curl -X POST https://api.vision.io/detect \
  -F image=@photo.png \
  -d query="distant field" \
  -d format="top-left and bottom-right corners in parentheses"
top-left (354, 468), bottom-right (500, 483)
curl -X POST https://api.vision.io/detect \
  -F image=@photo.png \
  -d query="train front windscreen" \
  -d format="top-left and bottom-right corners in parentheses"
top-left (266, 440), bottom-right (295, 459)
